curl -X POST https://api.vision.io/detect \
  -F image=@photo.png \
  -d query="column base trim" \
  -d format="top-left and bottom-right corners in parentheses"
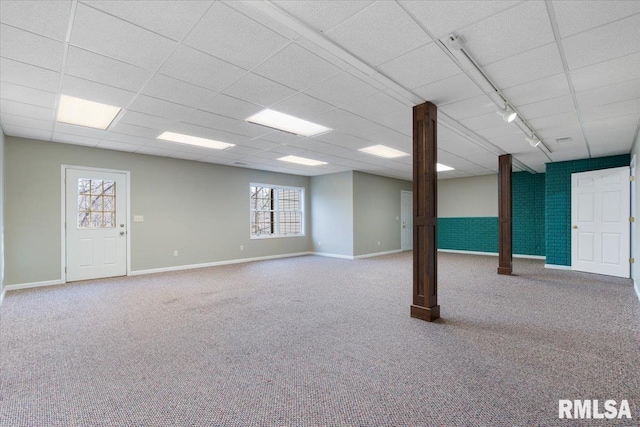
top-left (410, 304), bottom-right (440, 322)
top-left (497, 267), bottom-right (513, 275)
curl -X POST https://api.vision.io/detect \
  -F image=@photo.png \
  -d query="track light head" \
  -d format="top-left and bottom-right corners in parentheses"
top-left (448, 34), bottom-right (465, 51)
top-left (525, 135), bottom-right (541, 148)
top-left (496, 105), bottom-right (517, 123)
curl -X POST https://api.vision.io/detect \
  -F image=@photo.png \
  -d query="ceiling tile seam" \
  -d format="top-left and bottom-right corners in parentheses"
top-left (49, 0), bottom-right (79, 139)
top-left (78, 2), bottom-right (186, 43)
top-left (396, 0), bottom-right (555, 162)
top-left (545, 0), bottom-right (592, 159)
top-left (85, 1), bottom-right (219, 148)
top-left (310, 0), bottom-right (378, 34)
top-left (560, 10), bottom-right (640, 42)
top-left (0, 22), bottom-right (67, 45)
top-left (437, 146), bottom-right (498, 174)
top-left (220, 0), bottom-right (304, 42)
top-left (0, 98), bottom-right (56, 116)
top-left (631, 118), bottom-right (640, 156)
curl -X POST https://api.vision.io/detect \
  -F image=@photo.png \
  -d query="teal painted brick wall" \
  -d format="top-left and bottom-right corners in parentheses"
top-left (545, 154), bottom-right (630, 266)
top-left (513, 172), bottom-right (545, 256)
top-left (438, 217), bottom-right (498, 252)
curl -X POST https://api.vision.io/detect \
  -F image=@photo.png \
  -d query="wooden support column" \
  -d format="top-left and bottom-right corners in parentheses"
top-left (498, 154), bottom-right (513, 275)
top-left (411, 102), bottom-right (440, 322)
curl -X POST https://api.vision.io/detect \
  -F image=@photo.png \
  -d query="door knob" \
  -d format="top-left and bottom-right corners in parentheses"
top-left (120, 231), bottom-right (125, 236)
top-left (572, 225), bottom-right (578, 229)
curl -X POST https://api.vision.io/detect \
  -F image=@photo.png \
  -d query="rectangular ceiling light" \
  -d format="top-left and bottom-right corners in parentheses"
top-left (157, 132), bottom-right (235, 150)
top-left (278, 155), bottom-right (327, 166)
top-left (56, 95), bottom-right (121, 130)
top-left (246, 109), bottom-right (331, 137)
top-left (358, 144), bottom-right (409, 158)
top-left (437, 163), bottom-right (454, 172)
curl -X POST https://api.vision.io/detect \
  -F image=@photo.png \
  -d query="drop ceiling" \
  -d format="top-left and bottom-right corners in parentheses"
top-left (1, 0), bottom-right (639, 180)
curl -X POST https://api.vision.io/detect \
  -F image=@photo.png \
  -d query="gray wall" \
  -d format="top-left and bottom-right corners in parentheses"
top-left (5, 137), bottom-right (311, 285)
top-left (0, 127), bottom-right (4, 295)
top-left (632, 134), bottom-right (640, 296)
top-left (353, 171), bottom-right (411, 256)
top-left (310, 171), bottom-right (353, 256)
top-left (438, 174), bottom-right (498, 217)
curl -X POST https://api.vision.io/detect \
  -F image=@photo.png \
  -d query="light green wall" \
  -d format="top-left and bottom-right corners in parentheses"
top-left (0, 127), bottom-right (4, 295)
top-left (310, 171), bottom-right (354, 256)
top-left (5, 137), bottom-right (311, 285)
top-left (353, 171), bottom-right (411, 256)
top-left (438, 174), bottom-right (497, 217)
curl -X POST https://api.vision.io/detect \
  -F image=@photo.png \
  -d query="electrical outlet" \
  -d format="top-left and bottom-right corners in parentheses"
top-left (240, 245), bottom-right (244, 251)
top-left (133, 215), bottom-right (144, 222)
top-left (173, 250), bottom-right (178, 257)
top-left (396, 216), bottom-right (399, 220)
top-left (377, 241), bottom-right (381, 246)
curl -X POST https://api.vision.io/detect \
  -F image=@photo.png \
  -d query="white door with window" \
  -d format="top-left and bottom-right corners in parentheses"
top-left (571, 166), bottom-right (630, 278)
top-left (401, 190), bottom-right (413, 250)
top-left (65, 168), bottom-right (128, 282)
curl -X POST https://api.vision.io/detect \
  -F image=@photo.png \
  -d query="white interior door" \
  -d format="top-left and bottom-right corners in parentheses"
top-left (571, 166), bottom-right (630, 278)
top-left (66, 168), bottom-right (127, 282)
top-left (401, 190), bottom-right (413, 250)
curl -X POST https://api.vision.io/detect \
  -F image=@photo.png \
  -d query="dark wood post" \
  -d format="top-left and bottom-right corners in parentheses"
top-left (498, 154), bottom-right (513, 275)
top-left (411, 102), bottom-right (440, 322)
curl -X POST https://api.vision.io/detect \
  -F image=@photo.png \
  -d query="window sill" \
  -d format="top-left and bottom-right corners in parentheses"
top-left (250, 234), bottom-right (306, 240)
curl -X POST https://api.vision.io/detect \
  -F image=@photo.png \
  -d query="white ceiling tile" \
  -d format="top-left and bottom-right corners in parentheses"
top-left (590, 141), bottom-right (633, 158)
top-left (65, 46), bottom-right (151, 92)
top-left (458, 112), bottom-right (511, 132)
top-left (562, 13), bottom-right (640, 71)
top-left (0, 124), bottom-right (51, 141)
top-left (70, 3), bottom-right (176, 70)
top-left (378, 42), bottom-right (462, 90)
top-left (326, 1), bottom-right (426, 66)
top-left (304, 71), bottom-right (377, 107)
top-left (0, 99), bottom-right (54, 121)
top-left (119, 111), bottom-right (175, 130)
top-left (440, 94), bottom-right (497, 120)
top-left (52, 133), bottom-right (101, 147)
top-left (575, 78), bottom-right (640, 110)
top-left (270, 94), bottom-right (335, 120)
top-left (61, 75), bottom-right (136, 108)
top-left (168, 151), bottom-right (206, 161)
top-left (253, 44), bottom-right (341, 91)
top-left (0, 58), bottom-right (60, 93)
top-left (103, 132), bottom-right (150, 146)
top-left (482, 43), bottom-right (564, 89)
top-left (584, 124), bottom-right (637, 152)
top-left (517, 95), bottom-right (576, 120)
top-left (537, 124), bottom-right (583, 140)
top-left (135, 145), bottom-right (174, 157)
top-left (580, 98), bottom-right (640, 122)
top-left (201, 94), bottom-right (262, 120)
top-left (143, 74), bottom-right (215, 108)
top-left (294, 38), bottom-right (351, 70)
top-left (528, 111), bottom-right (580, 132)
top-left (97, 140), bottom-right (141, 152)
top-left (375, 109), bottom-right (412, 136)
top-left (1, 113), bottom-right (52, 131)
top-left (185, 2), bottom-right (288, 70)
top-left (0, 1), bottom-right (72, 41)
top-left (110, 122), bottom-right (160, 139)
top-left (342, 91), bottom-right (407, 121)
top-left (0, 24), bottom-right (65, 71)
top-left (128, 95), bottom-right (194, 120)
top-left (83, 1), bottom-right (212, 41)
top-left (583, 113), bottom-right (639, 132)
top-left (502, 73), bottom-right (572, 106)
top-left (183, 109), bottom-right (241, 131)
top-left (552, 0), bottom-right (640, 38)
top-left (54, 122), bottom-right (108, 139)
top-left (311, 131), bottom-right (373, 150)
top-left (0, 82), bottom-right (56, 109)
top-left (400, 0), bottom-right (521, 39)
top-left (221, 1), bottom-right (300, 41)
top-left (414, 73), bottom-right (484, 106)
top-left (237, 138), bottom-right (281, 151)
top-left (474, 123), bottom-right (522, 140)
top-left (160, 45), bottom-right (247, 92)
top-left (223, 73), bottom-right (297, 107)
top-left (457, 1), bottom-right (555, 66)
top-left (271, 1), bottom-right (374, 32)
top-left (570, 51), bottom-right (640, 92)
top-left (547, 143), bottom-right (590, 162)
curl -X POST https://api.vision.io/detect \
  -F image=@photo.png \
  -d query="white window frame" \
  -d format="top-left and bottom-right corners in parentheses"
top-left (250, 183), bottom-right (305, 239)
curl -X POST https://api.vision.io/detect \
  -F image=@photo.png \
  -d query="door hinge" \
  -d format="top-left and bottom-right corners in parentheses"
top-left (630, 258), bottom-right (635, 264)
top-left (630, 176), bottom-right (635, 182)
top-left (630, 217), bottom-right (635, 223)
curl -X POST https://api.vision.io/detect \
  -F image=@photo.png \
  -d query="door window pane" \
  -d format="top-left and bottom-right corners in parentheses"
top-left (77, 179), bottom-right (116, 229)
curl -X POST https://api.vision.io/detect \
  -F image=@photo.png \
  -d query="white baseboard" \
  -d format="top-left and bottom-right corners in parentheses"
top-left (635, 280), bottom-right (640, 303)
top-left (5, 279), bottom-right (65, 291)
top-left (130, 252), bottom-right (313, 276)
top-left (437, 249), bottom-right (546, 260)
top-left (544, 264), bottom-right (572, 270)
top-left (0, 288), bottom-right (5, 306)
top-left (354, 249), bottom-right (402, 259)
top-left (312, 252), bottom-right (354, 260)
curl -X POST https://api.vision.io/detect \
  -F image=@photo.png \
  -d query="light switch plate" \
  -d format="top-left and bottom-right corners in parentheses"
top-left (133, 215), bottom-right (144, 222)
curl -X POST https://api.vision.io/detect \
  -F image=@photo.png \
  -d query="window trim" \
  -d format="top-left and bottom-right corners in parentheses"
top-left (249, 182), bottom-right (305, 239)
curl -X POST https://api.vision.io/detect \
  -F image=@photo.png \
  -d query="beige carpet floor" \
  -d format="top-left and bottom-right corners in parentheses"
top-left (0, 252), bottom-right (638, 426)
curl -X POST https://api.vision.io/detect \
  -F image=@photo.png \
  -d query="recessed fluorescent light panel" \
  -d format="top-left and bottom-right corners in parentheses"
top-left (278, 155), bottom-right (327, 166)
top-left (246, 109), bottom-right (331, 137)
top-left (56, 95), bottom-right (121, 130)
top-left (437, 163), bottom-right (454, 172)
top-left (157, 132), bottom-right (235, 150)
top-left (358, 145), bottom-right (409, 159)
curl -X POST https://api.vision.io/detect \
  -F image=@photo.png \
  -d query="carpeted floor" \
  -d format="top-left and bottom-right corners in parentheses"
top-left (0, 252), bottom-right (638, 426)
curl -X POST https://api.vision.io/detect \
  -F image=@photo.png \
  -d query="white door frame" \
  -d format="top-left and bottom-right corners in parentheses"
top-left (61, 165), bottom-right (131, 283)
top-left (401, 190), bottom-right (413, 251)
top-left (631, 155), bottom-right (636, 280)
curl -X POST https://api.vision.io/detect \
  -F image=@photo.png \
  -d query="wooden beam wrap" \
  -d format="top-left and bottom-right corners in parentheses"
top-left (498, 154), bottom-right (513, 275)
top-left (411, 102), bottom-right (440, 322)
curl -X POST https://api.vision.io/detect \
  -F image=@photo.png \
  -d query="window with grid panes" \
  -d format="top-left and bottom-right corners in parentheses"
top-left (250, 184), bottom-right (304, 237)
